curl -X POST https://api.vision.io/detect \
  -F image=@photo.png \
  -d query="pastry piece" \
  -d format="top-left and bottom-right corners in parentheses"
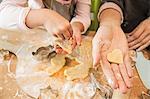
top-left (64, 63), bottom-right (89, 80)
top-left (55, 39), bottom-right (72, 54)
top-left (46, 54), bottom-right (66, 75)
top-left (64, 37), bottom-right (93, 80)
top-left (107, 49), bottom-right (123, 64)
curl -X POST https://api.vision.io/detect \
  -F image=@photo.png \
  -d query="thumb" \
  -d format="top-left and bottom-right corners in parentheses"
top-left (74, 32), bottom-right (82, 46)
top-left (71, 33), bottom-right (81, 49)
top-left (92, 39), bottom-right (103, 67)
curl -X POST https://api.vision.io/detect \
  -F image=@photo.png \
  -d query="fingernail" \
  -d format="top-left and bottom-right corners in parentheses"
top-left (136, 49), bottom-right (141, 52)
top-left (127, 80), bottom-right (133, 88)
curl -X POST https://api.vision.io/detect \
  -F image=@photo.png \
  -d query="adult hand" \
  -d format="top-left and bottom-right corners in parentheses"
top-left (128, 19), bottom-right (150, 51)
top-left (92, 25), bottom-right (133, 93)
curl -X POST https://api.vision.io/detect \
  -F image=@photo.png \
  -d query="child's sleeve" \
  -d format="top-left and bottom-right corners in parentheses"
top-left (0, 0), bottom-right (44, 30)
top-left (71, 0), bottom-right (91, 34)
top-left (98, 0), bottom-right (124, 23)
top-left (0, 0), bottom-right (31, 30)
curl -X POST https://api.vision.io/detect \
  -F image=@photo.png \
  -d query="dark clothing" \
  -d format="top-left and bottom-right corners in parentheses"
top-left (101, 0), bottom-right (150, 33)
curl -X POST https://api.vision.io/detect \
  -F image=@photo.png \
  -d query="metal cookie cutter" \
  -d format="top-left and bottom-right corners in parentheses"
top-left (32, 45), bottom-right (57, 62)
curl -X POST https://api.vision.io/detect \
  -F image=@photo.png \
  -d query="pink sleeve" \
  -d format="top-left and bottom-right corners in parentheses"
top-left (71, 0), bottom-right (91, 34)
top-left (98, 2), bottom-right (124, 23)
top-left (0, 0), bottom-right (31, 30)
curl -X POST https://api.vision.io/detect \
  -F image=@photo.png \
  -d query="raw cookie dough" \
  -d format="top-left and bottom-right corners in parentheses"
top-left (64, 37), bottom-right (93, 80)
top-left (107, 49), bottom-right (123, 64)
top-left (64, 63), bottom-right (89, 80)
top-left (55, 39), bottom-right (72, 54)
top-left (46, 54), bottom-right (66, 75)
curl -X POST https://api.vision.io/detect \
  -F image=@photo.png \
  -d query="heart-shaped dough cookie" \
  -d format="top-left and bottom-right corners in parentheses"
top-left (107, 49), bottom-right (123, 64)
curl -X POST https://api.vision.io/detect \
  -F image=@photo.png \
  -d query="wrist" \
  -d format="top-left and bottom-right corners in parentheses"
top-left (100, 20), bottom-right (121, 27)
top-left (71, 22), bottom-right (84, 32)
top-left (99, 9), bottom-right (122, 27)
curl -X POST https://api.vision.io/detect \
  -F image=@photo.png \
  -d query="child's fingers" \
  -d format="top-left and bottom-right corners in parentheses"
top-left (55, 48), bottom-right (63, 54)
top-left (74, 32), bottom-right (82, 46)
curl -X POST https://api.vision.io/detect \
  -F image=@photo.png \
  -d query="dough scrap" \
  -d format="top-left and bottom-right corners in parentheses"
top-left (55, 39), bottom-right (72, 54)
top-left (46, 54), bottom-right (66, 75)
top-left (107, 49), bottom-right (123, 64)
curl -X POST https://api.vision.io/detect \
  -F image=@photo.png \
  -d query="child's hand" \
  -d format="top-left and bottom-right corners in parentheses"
top-left (71, 22), bottom-right (83, 48)
top-left (43, 10), bottom-right (73, 40)
top-left (26, 9), bottom-right (73, 40)
top-left (55, 22), bottom-right (83, 54)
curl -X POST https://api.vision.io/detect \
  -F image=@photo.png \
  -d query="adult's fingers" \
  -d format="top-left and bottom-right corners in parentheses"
top-left (129, 34), bottom-right (150, 50)
top-left (128, 24), bottom-right (144, 43)
top-left (128, 30), bottom-right (149, 48)
top-left (111, 64), bottom-right (128, 93)
top-left (137, 39), bottom-right (150, 51)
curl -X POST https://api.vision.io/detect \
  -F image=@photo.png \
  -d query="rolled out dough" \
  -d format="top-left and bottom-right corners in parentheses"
top-left (46, 54), bottom-right (66, 75)
top-left (46, 37), bottom-right (93, 80)
top-left (64, 63), bottom-right (89, 80)
top-left (64, 37), bottom-right (93, 80)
